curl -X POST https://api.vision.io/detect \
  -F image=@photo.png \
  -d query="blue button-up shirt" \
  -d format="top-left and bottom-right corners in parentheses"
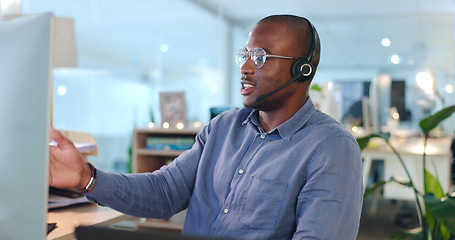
top-left (87, 98), bottom-right (363, 240)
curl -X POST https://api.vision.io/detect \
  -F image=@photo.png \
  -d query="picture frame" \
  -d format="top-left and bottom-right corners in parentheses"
top-left (159, 91), bottom-right (188, 125)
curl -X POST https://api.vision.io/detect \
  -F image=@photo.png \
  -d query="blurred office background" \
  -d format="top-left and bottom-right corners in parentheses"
top-left (1, 0), bottom-right (454, 173)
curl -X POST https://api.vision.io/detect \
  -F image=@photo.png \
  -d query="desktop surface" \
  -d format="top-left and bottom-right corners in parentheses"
top-left (47, 204), bottom-right (130, 240)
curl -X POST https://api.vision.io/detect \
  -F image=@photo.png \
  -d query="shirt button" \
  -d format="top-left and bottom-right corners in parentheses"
top-left (223, 208), bottom-right (229, 214)
top-left (238, 169), bottom-right (244, 174)
top-left (260, 134), bottom-right (265, 139)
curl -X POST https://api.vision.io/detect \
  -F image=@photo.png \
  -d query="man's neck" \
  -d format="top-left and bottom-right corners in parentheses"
top-left (258, 96), bottom-right (308, 132)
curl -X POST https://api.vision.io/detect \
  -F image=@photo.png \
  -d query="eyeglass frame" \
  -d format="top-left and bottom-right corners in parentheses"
top-left (235, 47), bottom-right (303, 69)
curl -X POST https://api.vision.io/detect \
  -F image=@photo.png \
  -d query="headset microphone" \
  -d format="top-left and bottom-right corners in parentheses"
top-left (255, 70), bottom-right (307, 102)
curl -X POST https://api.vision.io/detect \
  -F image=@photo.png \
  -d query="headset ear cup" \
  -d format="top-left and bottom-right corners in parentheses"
top-left (291, 59), bottom-right (313, 82)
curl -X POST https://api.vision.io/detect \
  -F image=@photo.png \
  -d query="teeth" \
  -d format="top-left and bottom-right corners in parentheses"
top-left (243, 83), bottom-right (254, 89)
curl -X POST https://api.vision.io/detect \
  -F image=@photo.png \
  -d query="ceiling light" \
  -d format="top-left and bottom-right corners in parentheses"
top-left (381, 38), bottom-right (391, 47)
top-left (416, 71), bottom-right (434, 91)
top-left (160, 44), bottom-right (169, 53)
top-left (390, 55), bottom-right (400, 64)
top-left (57, 85), bottom-right (67, 96)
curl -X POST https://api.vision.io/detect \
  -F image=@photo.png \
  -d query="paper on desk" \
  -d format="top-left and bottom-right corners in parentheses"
top-left (74, 142), bottom-right (97, 153)
top-left (48, 194), bottom-right (91, 209)
top-left (48, 141), bottom-right (97, 153)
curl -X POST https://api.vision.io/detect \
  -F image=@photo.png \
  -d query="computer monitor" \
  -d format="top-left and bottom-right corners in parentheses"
top-left (0, 12), bottom-right (54, 240)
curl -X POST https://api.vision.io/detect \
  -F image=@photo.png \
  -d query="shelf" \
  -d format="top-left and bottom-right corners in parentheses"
top-left (135, 148), bottom-right (186, 157)
top-left (134, 127), bottom-right (201, 135)
top-left (132, 127), bottom-right (200, 173)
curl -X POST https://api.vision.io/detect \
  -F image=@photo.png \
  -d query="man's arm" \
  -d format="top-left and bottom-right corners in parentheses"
top-left (83, 126), bottom-right (209, 219)
top-left (293, 134), bottom-right (363, 240)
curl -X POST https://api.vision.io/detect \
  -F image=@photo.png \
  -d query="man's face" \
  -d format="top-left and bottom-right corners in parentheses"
top-left (239, 21), bottom-right (301, 111)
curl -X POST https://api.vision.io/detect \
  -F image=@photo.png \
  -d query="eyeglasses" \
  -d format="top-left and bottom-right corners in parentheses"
top-left (235, 47), bottom-right (300, 69)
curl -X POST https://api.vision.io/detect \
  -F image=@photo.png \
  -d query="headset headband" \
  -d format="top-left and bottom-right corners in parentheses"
top-left (305, 21), bottom-right (317, 63)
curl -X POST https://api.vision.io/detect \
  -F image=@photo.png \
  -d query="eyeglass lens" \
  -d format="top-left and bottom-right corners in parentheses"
top-left (235, 47), bottom-right (268, 68)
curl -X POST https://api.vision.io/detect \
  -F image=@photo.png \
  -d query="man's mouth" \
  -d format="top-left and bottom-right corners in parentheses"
top-left (240, 82), bottom-right (256, 95)
top-left (243, 83), bottom-right (254, 89)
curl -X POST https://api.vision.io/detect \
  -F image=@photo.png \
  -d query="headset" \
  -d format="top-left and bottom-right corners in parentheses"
top-left (291, 20), bottom-right (317, 82)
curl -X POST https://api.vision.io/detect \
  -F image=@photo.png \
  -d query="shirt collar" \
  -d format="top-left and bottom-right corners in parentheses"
top-left (242, 97), bottom-right (317, 141)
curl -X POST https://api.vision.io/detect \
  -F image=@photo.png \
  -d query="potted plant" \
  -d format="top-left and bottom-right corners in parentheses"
top-left (357, 105), bottom-right (455, 240)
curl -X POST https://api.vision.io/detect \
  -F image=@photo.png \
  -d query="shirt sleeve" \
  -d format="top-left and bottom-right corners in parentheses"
top-left (292, 133), bottom-right (363, 240)
top-left (84, 126), bottom-right (210, 219)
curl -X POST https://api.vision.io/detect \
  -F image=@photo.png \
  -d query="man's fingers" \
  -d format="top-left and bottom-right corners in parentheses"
top-left (50, 128), bottom-right (63, 143)
top-left (50, 128), bottom-right (73, 148)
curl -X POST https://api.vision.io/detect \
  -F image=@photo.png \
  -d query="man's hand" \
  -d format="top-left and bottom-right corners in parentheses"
top-left (49, 128), bottom-right (93, 190)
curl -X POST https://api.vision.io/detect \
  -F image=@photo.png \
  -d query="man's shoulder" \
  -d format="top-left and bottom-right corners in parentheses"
top-left (308, 110), bottom-right (354, 139)
top-left (204, 107), bottom-right (252, 133)
top-left (300, 111), bottom-right (361, 159)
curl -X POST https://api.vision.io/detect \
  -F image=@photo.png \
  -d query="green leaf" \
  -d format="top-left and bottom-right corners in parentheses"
top-left (391, 227), bottom-right (424, 240)
top-left (424, 170), bottom-right (444, 198)
top-left (424, 194), bottom-right (455, 233)
top-left (419, 105), bottom-right (455, 137)
top-left (439, 223), bottom-right (451, 240)
top-left (310, 84), bottom-right (322, 92)
top-left (356, 132), bottom-right (391, 150)
top-left (363, 180), bottom-right (387, 199)
top-left (356, 135), bottom-right (372, 150)
top-left (376, 132), bottom-right (391, 141)
top-left (441, 218), bottom-right (455, 235)
top-left (421, 206), bottom-right (451, 240)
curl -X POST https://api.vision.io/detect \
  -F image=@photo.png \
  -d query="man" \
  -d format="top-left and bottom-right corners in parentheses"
top-left (50, 14), bottom-right (363, 239)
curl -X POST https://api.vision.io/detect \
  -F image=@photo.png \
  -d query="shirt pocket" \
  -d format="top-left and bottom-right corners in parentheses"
top-left (239, 175), bottom-right (288, 229)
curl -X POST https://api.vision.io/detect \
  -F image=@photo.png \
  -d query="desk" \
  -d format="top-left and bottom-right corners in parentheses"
top-left (47, 204), bottom-right (134, 240)
top-left (362, 137), bottom-right (452, 200)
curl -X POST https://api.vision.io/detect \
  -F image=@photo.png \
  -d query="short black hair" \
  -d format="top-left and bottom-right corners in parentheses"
top-left (258, 14), bottom-right (321, 70)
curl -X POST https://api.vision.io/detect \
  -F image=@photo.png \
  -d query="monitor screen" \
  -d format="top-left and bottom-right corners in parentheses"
top-left (0, 12), bottom-right (54, 240)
